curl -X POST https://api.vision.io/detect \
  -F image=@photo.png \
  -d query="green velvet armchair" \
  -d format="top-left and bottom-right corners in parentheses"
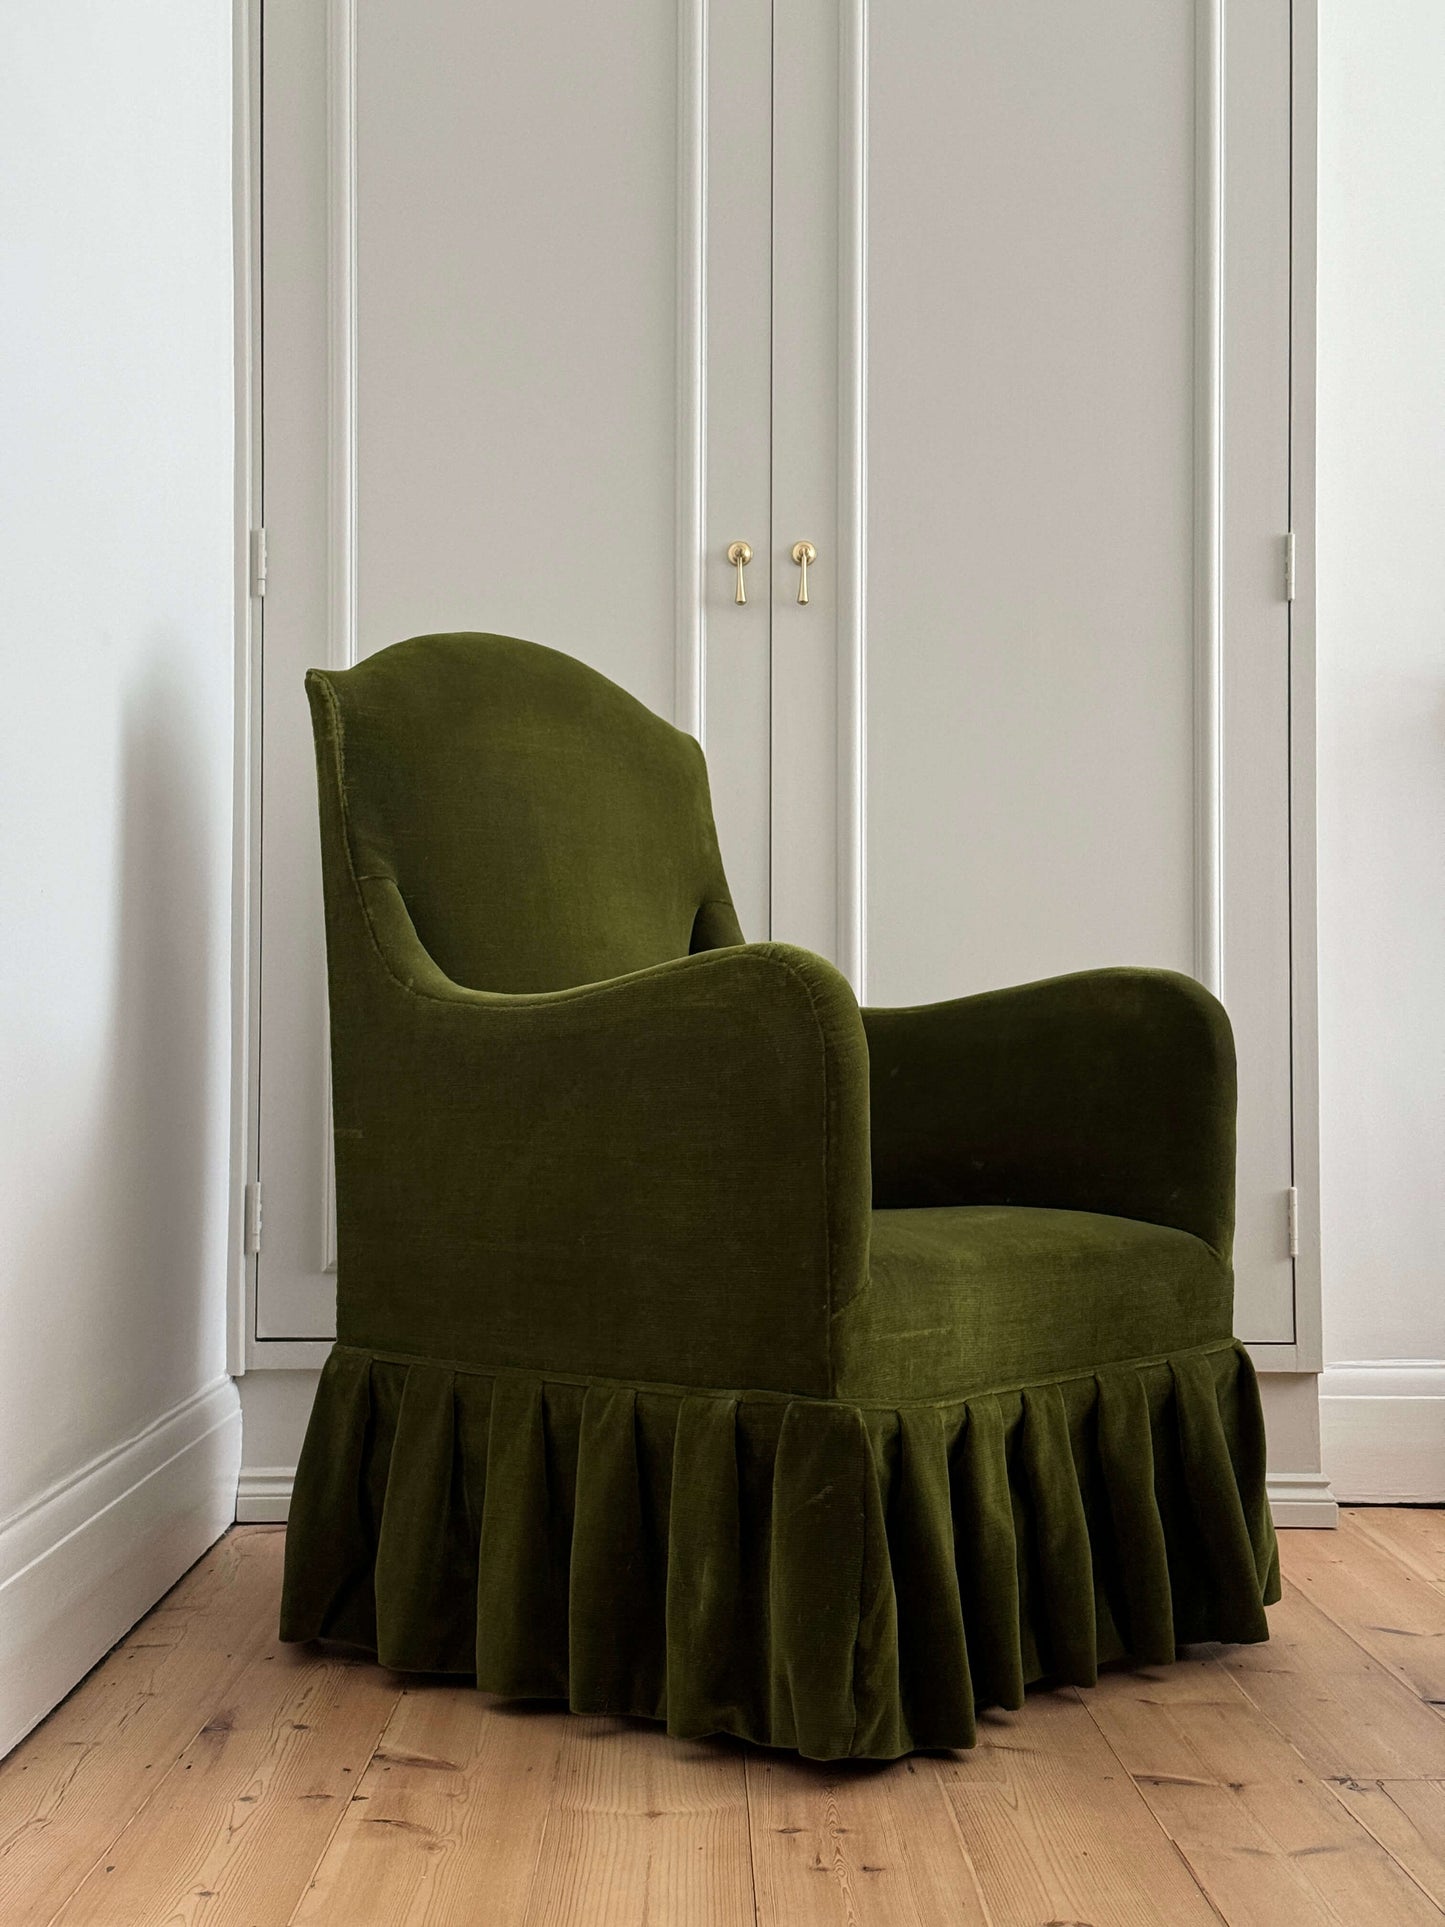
top-left (281, 632), bottom-right (1277, 1760)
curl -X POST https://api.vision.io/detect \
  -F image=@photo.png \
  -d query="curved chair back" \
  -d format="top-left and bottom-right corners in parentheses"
top-left (306, 633), bottom-right (742, 992)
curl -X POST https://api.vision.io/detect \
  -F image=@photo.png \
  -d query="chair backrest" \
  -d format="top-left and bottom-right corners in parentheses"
top-left (307, 633), bottom-right (742, 993)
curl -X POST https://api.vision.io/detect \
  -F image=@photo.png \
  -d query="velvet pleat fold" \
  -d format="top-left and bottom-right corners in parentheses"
top-left (280, 1339), bottom-right (1279, 1762)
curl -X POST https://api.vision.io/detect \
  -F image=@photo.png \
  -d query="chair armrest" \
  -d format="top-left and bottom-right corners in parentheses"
top-left (327, 876), bottom-right (870, 1396)
top-left (863, 968), bottom-right (1235, 1255)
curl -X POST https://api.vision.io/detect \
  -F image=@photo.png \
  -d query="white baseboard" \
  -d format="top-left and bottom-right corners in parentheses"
top-left (246, 1466), bottom-right (1340, 1533)
top-left (1267, 1470), bottom-right (1339, 1529)
top-left (1320, 1362), bottom-right (1445, 1504)
top-left (0, 1377), bottom-right (242, 1757)
top-left (236, 1464), bottom-right (295, 1523)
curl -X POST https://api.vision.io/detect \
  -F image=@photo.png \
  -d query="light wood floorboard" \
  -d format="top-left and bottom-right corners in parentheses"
top-left (1, 1513), bottom-right (1443, 1924)
top-left (0, 1527), bottom-right (286, 1924)
top-left (1085, 1641), bottom-right (1442, 1924)
top-left (1329, 1778), bottom-right (1445, 1912)
top-left (521, 1716), bottom-right (753, 1927)
top-left (918, 1690), bottom-right (1222, 1927)
top-left (52, 1644), bottom-right (400, 1926)
top-left (1215, 1578), bottom-right (1445, 1780)
top-left (1348, 1506), bottom-right (1445, 1589)
top-left (1282, 1512), bottom-right (1445, 1703)
top-left (290, 1687), bottom-right (568, 1925)
top-left (746, 1747), bottom-right (992, 1926)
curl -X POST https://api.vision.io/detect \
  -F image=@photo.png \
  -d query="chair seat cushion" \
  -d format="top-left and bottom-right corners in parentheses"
top-left (835, 1205), bottom-right (1232, 1402)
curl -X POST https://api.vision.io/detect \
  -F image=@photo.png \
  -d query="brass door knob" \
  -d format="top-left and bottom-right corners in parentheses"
top-left (726, 541), bottom-right (753, 605)
top-left (791, 541), bottom-right (817, 605)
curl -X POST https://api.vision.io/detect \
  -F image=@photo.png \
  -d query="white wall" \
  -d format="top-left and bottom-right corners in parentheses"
top-left (0, 1), bottom-right (240, 1750)
top-left (1317, 0), bottom-right (1445, 1498)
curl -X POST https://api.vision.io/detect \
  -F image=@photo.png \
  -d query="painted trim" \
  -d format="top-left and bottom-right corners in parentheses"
top-left (247, 1337), bottom-right (334, 1372)
top-left (230, 0), bottom-right (263, 1379)
top-left (317, 0), bottom-right (358, 1283)
top-left (236, 1464), bottom-right (297, 1524)
top-left (327, 0), bottom-right (358, 675)
top-left (0, 1380), bottom-right (241, 1757)
top-left (1193, 0), bottom-right (1225, 997)
top-left (1320, 1364), bottom-right (1445, 1504)
top-left (1285, 0), bottom-right (1324, 1375)
top-left (234, 1454), bottom-right (1355, 1532)
top-left (1322, 1361), bottom-right (1445, 1401)
top-left (1246, 1340), bottom-right (1301, 1372)
top-left (674, 0), bottom-right (708, 741)
top-left (1267, 1470), bottom-right (1340, 1529)
top-left (836, 0), bottom-right (869, 997)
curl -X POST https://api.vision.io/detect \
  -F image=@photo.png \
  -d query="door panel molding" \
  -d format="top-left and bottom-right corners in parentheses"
top-left (318, 0), bottom-right (357, 1283)
top-left (836, 0), bottom-right (868, 994)
top-left (1193, 0), bottom-right (1224, 996)
top-left (326, 0), bottom-right (358, 680)
top-left (674, 0), bottom-right (708, 740)
top-left (231, 0), bottom-right (262, 1376)
top-left (830, 0), bottom-right (1226, 1004)
top-left (1286, 0), bottom-right (1322, 1372)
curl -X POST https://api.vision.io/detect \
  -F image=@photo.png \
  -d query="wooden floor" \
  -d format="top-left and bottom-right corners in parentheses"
top-left (4, 1516), bottom-right (1445, 1924)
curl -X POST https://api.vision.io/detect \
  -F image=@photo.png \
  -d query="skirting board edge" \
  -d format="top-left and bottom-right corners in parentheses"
top-left (1320, 1362), bottom-right (1445, 1504)
top-left (245, 1465), bottom-right (1339, 1531)
top-left (1265, 1471), bottom-right (1339, 1528)
top-left (0, 1377), bottom-right (241, 1758)
top-left (236, 1464), bottom-right (296, 1524)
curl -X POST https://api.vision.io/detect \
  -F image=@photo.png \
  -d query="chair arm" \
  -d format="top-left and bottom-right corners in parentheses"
top-left (327, 877), bottom-right (870, 1396)
top-left (863, 968), bottom-right (1235, 1256)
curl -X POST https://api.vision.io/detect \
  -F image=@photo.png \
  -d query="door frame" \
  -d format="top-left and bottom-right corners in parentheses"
top-left (228, 0), bottom-right (260, 1378)
top-left (1280, 0), bottom-right (1324, 1380)
top-left (227, 0), bottom-right (1323, 1379)
top-left (231, 0), bottom-right (338, 1373)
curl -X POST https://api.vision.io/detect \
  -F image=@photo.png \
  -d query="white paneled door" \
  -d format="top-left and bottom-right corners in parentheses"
top-left (252, 1), bottom-right (1304, 1357)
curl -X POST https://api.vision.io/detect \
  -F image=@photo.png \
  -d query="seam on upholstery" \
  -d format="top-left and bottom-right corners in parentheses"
top-left (317, 673), bottom-right (384, 941)
top-left (329, 1337), bottom-right (1243, 1411)
top-left (855, 1199), bottom-right (1231, 1272)
top-left (847, 1415), bottom-right (871, 1753)
top-left (768, 955), bottom-right (842, 1398)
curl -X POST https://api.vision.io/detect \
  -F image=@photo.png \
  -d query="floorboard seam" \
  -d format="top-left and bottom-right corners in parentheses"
top-left (1072, 1683), bottom-right (1231, 1926)
top-left (1317, 1776), bottom-right (1445, 1918)
top-left (281, 1678), bottom-right (406, 1926)
top-left (1280, 1518), bottom-right (1445, 1716)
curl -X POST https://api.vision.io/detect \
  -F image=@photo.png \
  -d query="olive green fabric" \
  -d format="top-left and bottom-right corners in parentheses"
top-left (839, 1207), bottom-right (1231, 1403)
top-left (865, 970), bottom-right (1236, 1254)
top-left (281, 631), bottom-right (1277, 1760)
top-left (322, 631), bottom-right (744, 993)
top-left (281, 1343), bottom-right (1277, 1761)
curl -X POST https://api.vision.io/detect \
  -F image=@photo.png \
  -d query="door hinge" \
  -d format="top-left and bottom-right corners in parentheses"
top-left (249, 526), bottom-right (268, 599)
top-left (1283, 530), bottom-right (1296, 603)
top-left (1285, 1184), bottom-right (1300, 1258)
top-left (244, 1180), bottom-right (264, 1256)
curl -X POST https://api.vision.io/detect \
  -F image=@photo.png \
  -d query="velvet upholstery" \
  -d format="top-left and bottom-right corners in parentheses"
top-left (281, 632), bottom-right (1277, 1759)
top-left (841, 1207), bottom-right (1231, 1403)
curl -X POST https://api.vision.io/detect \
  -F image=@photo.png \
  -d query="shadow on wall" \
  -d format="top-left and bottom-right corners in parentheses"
top-left (18, 642), bottom-right (226, 1496)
